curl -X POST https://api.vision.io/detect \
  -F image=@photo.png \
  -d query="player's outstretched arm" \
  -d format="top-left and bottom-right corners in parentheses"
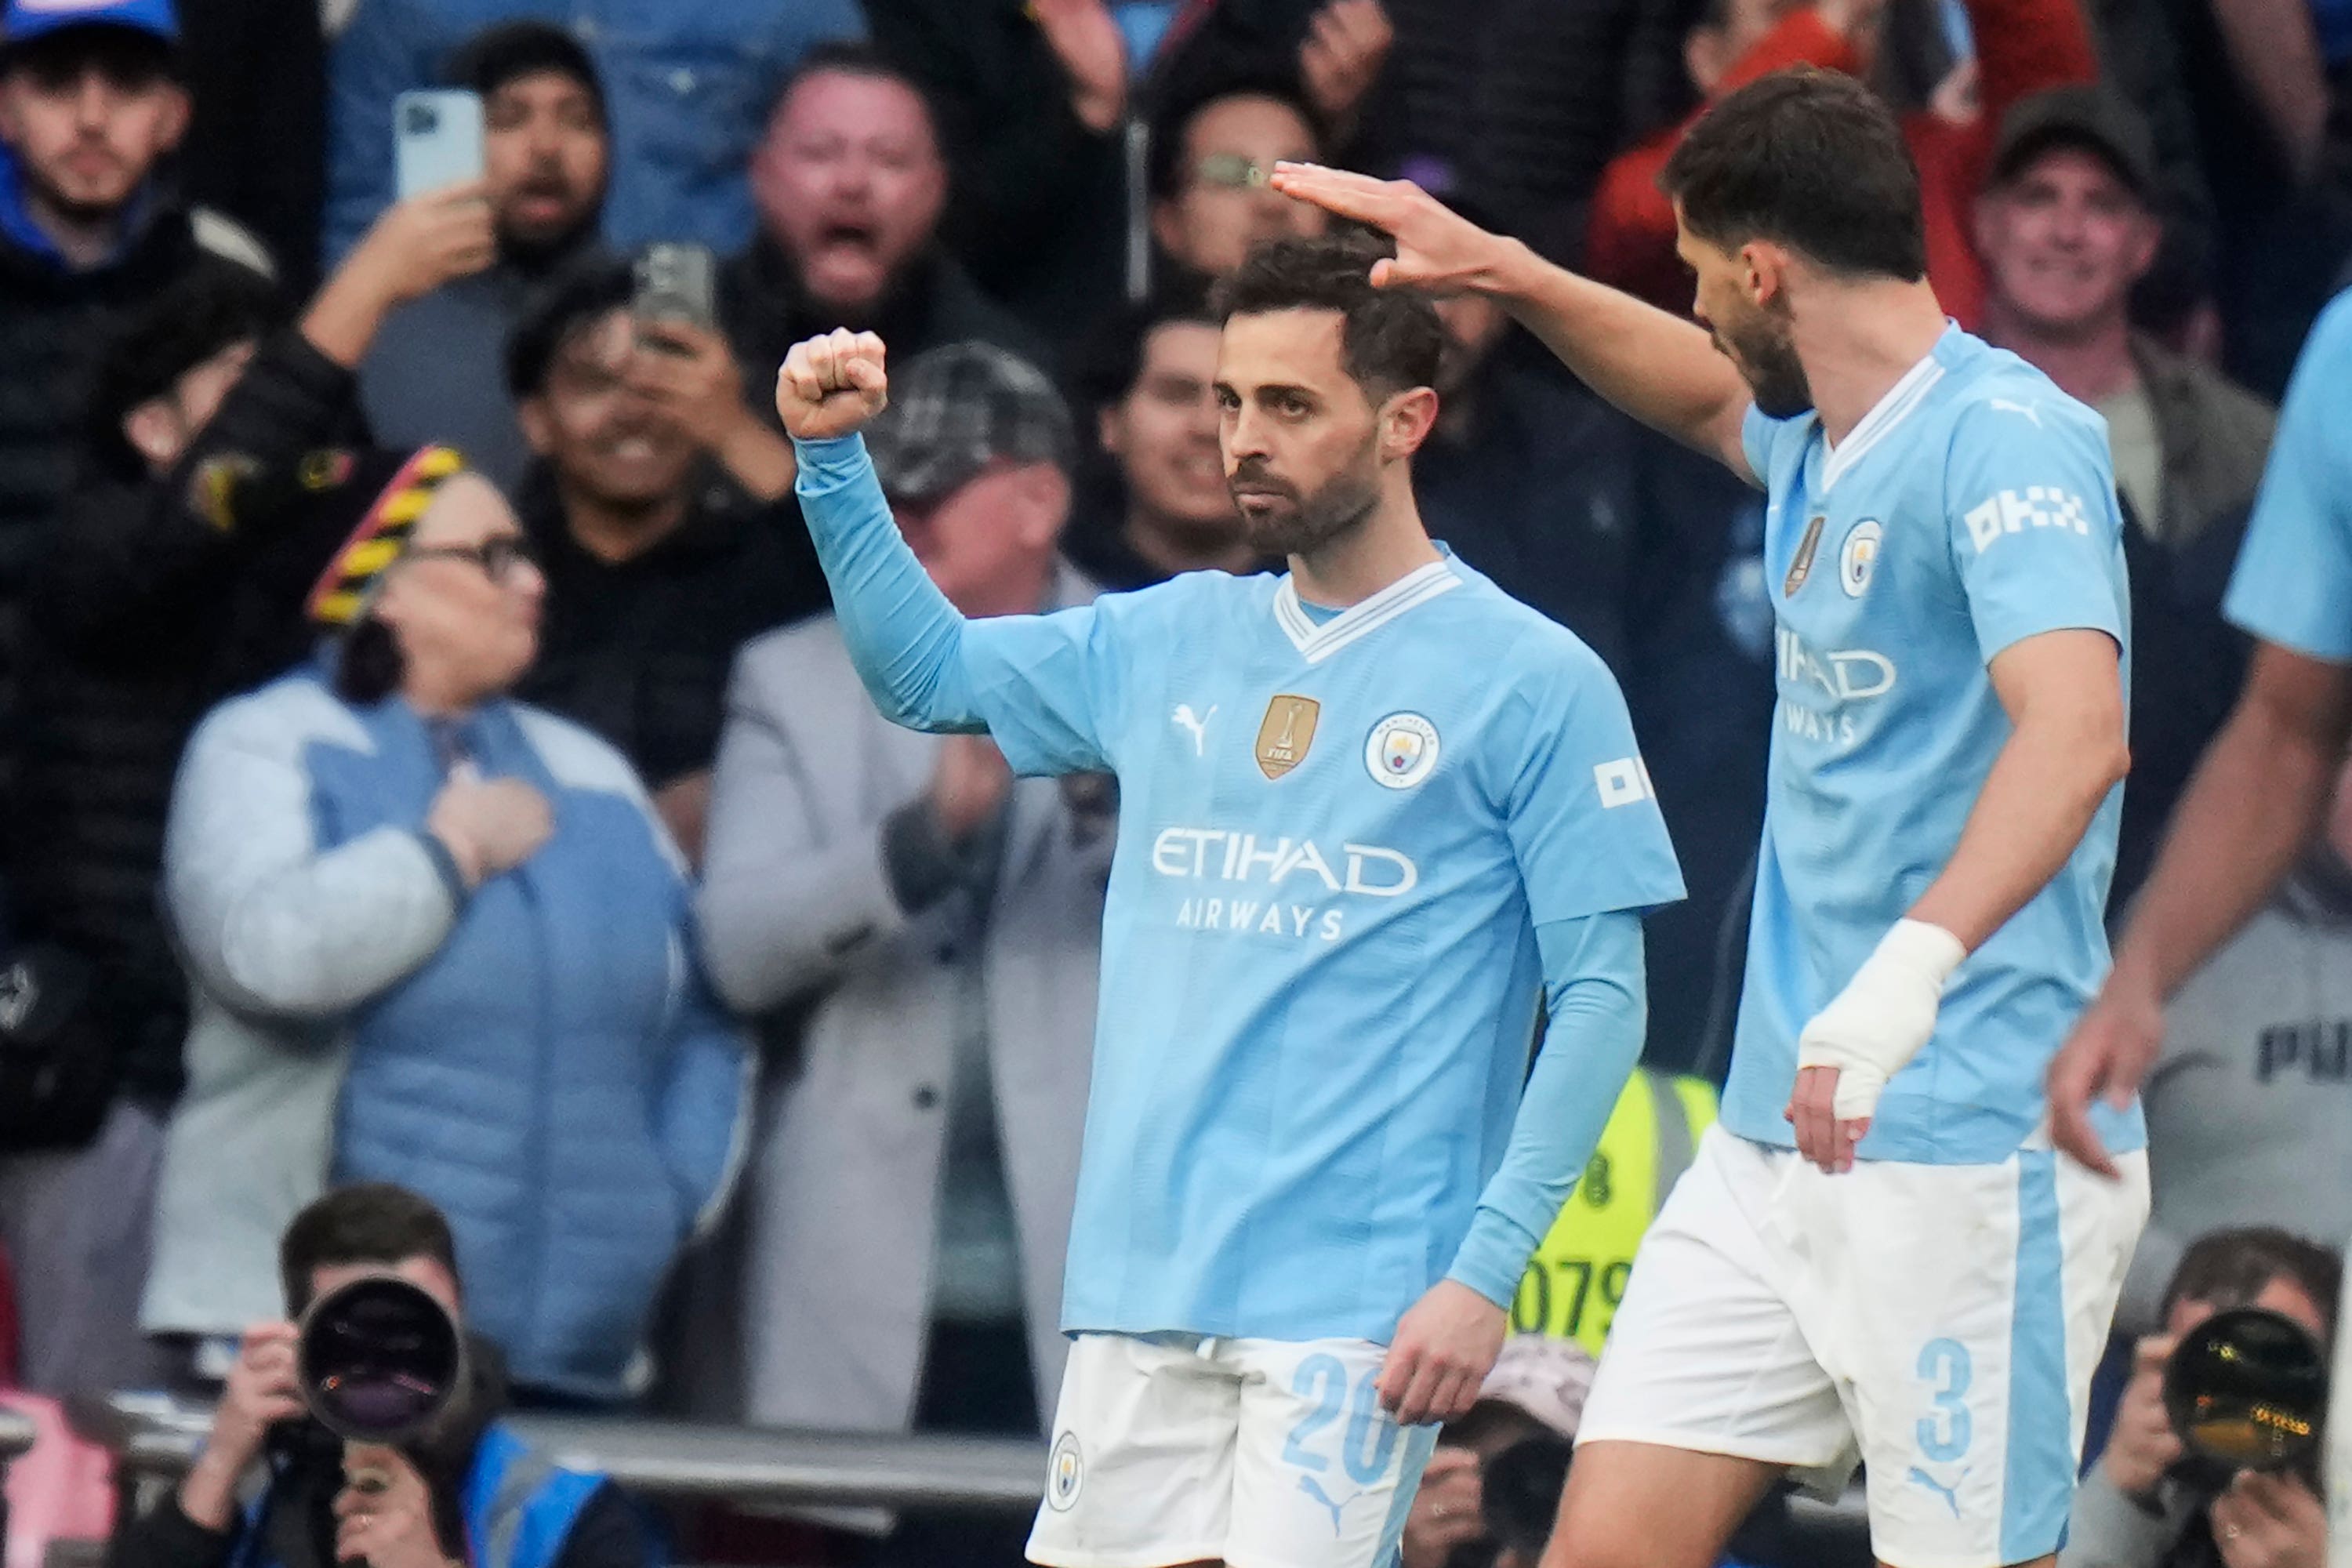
top-left (1268, 163), bottom-right (1757, 480)
top-left (1380, 913), bottom-right (1648, 1426)
top-left (776, 330), bottom-right (1116, 770)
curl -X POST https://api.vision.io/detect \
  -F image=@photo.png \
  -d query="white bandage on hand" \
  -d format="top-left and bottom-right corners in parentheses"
top-left (1796, 919), bottom-right (1968, 1122)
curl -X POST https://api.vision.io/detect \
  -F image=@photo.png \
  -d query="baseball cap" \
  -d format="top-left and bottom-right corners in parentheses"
top-left (865, 342), bottom-right (1077, 506)
top-left (1991, 85), bottom-right (2158, 203)
top-left (1, 0), bottom-right (178, 51)
top-left (1468, 1334), bottom-right (1599, 1442)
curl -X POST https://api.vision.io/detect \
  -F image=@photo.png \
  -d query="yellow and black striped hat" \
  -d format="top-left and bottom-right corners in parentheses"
top-left (299, 445), bottom-right (468, 628)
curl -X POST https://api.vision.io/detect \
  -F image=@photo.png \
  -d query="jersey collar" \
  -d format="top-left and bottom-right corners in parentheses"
top-left (1818, 324), bottom-right (1959, 495)
top-left (1273, 557), bottom-right (1463, 664)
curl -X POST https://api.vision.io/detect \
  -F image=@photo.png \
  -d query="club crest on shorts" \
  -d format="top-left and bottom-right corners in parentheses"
top-left (1840, 520), bottom-right (1883, 597)
top-left (1256, 694), bottom-right (1321, 780)
top-left (1365, 713), bottom-right (1441, 789)
top-left (1784, 514), bottom-right (1826, 596)
top-left (1047, 1431), bottom-right (1083, 1511)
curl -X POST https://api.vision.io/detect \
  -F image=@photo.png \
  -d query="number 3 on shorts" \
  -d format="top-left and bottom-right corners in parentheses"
top-left (1915, 1337), bottom-right (1973, 1463)
top-left (1283, 1354), bottom-right (1401, 1483)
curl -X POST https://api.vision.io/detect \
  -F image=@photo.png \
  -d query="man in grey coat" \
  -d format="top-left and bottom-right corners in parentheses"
top-left (696, 343), bottom-right (1118, 1567)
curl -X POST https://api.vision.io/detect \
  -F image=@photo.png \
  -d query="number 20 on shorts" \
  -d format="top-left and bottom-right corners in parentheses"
top-left (1283, 1355), bottom-right (1401, 1483)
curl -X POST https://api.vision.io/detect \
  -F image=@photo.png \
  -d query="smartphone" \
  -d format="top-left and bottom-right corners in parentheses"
top-left (393, 89), bottom-right (485, 199)
top-left (631, 242), bottom-right (719, 353)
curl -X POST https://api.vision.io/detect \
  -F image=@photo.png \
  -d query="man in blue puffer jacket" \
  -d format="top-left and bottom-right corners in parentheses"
top-left (140, 442), bottom-right (748, 1405)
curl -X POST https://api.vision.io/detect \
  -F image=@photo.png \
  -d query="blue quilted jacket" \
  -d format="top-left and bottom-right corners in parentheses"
top-left (144, 670), bottom-right (747, 1401)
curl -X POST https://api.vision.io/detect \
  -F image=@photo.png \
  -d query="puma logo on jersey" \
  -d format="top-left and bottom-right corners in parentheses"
top-left (1988, 397), bottom-right (2042, 427)
top-left (1171, 703), bottom-right (1215, 756)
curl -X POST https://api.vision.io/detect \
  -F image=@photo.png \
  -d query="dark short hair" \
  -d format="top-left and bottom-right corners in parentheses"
top-left (85, 263), bottom-right (281, 479)
top-left (445, 20), bottom-right (605, 125)
top-left (1148, 73), bottom-right (1323, 203)
top-left (763, 38), bottom-right (938, 144)
top-left (1072, 276), bottom-right (1218, 419)
top-left (1211, 233), bottom-right (1444, 400)
top-left (279, 1184), bottom-right (460, 1318)
top-left (2163, 1228), bottom-right (2343, 1342)
top-left (504, 251), bottom-right (633, 398)
top-left (1661, 67), bottom-right (1928, 281)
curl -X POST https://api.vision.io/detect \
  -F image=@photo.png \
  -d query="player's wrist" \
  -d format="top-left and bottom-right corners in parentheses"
top-left (1874, 918), bottom-right (1966, 989)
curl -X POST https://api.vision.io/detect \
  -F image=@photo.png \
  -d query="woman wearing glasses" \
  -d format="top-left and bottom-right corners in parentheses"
top-left (143, 445), bottom-right (748, 1409)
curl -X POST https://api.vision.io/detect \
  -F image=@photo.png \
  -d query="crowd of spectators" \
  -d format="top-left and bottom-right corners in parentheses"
top-left (0, 0), bottom-right (2347, 1563)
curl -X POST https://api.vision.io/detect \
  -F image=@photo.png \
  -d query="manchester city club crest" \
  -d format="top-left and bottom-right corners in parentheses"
top-left (1364, 713), bottom-right (1442, 789)
top-left (1840, 519), bottom-right (1883, 597)
top-left (1256, 694), bottom-right (1321, 780)
top-left (1047, 1430), bottom-right (1083, 1511)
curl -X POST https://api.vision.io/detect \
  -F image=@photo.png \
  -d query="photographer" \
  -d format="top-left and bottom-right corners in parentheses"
top-left (110, 1184), bottom-right (649, 1568)
top-left (2063, 1228), bottom-right (2340, 1568)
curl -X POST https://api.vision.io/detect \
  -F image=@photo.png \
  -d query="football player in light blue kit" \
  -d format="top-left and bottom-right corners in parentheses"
top-left (768, 234), bottom-right (1686, 1568)
top-left (1279, 67), bottom-right (2150, 1568)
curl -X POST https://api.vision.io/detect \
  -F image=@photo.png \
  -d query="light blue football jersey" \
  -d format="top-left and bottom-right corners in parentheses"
top-left (2223, 289), bottom-right (2352, 661)
top-left (1725, 324), bottom-right (2143, 1164)
top-left (948, 554), bottom-right (1685, 1342)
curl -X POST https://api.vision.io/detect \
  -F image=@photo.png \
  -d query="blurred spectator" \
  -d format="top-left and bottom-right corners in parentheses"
top-left (1974, 86), bottom-right (2274, 910)
top-left (1149, 78), bottom-right (1326, 288)
top-left (0, 191), bottom-right (489, 1399)
top-left (322, 0), bottom-right (862, 263)
top-left (1065, 289), bottom-right (1263, 590)
top-left (504, 258), bottom-right (822, 868)
top-left (0, 0), bottom-right (271, 811)
top-left (1509, 1069), bottom-right (1718, 1356)
top-left (358, 21), bottom-right (607, 492)
top-left (2183, 0), bottom-right (2352, 394)
top-left (142, 448), bottom-right (746, 1405)
top-left (1400, 1334), bottom-right (1594, 1568)
top-left (2110, 760), bottom-right (2352, 1337)
top-left (1416, 241), bottom-right (1646, 665)
top-left (721, 44), bottom-right (1040, 416)
top-left (1142, 0), bottom-right (1398, 165)
top-left (2063, 1229), bottom-right (2339, 1568)
top-left (1374, 0), bottom-right (1690, 266)
top-left (176, 0), bottom-right (326, 296)
top-left (698, 343), bottom-right (1105, 1568)
top-left (1584, 0), bottom-right (2098, 327)
top-left (862, 0), bottom-right (1131, 355)
top-left (111, 1184), bottom-right (653, 1568)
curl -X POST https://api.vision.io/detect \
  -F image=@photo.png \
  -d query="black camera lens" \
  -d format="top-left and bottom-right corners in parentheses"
top-left (298, 1276), bottom-right (463, 1444)
top-left (402, 103), bottom-right (440, 136)
top-left (2162, 1306), bottom-right (2328, 1472)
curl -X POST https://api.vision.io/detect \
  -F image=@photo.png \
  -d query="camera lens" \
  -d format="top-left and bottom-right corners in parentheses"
top-left (299, 1276), bottom-right (463, 1443)
top-left (404, 104), bottom-right (439, 136)
top-left (2162, 1306), bottom-right (2328, 1472)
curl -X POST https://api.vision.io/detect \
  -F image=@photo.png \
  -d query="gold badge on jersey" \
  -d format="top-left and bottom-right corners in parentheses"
top-left (1255, 695), bottom-right (1320, 780)
top-left (1784, 514), bottom-right (1827, 597)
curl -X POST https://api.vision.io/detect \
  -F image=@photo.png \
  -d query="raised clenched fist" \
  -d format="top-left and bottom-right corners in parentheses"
top-left (775, 328), bottom-right (890, 441)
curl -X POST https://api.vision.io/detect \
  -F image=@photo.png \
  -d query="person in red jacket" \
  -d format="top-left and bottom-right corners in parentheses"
top-left (1584, 0), bottom-right (2096, 327)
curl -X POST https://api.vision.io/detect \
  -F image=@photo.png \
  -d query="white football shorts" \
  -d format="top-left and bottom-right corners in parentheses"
top-left (1027, 1331), bottom-right (1439, 1568)
top-left (1577, 1125), bottom-right (2148, 1568)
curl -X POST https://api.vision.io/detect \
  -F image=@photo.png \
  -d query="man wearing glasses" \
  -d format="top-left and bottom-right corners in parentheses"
top-left (1149, 82), bottom-right (1330, 286)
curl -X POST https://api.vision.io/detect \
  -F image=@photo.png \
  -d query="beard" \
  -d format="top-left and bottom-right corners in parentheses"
top-left (1229, 441), bottom-right (1383, 561)
top-left (1716, 304), bottom-right (1814, 419)
top-left (20, 147), bottom-right (132, 228)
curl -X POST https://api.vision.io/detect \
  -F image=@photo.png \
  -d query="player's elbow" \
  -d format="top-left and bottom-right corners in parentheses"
top-left (2042, 699), bottom-right (2130, 798)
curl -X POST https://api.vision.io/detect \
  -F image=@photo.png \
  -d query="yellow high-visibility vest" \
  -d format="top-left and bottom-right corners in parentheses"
top-left (1511, 1069), bottom-right (1719, 1356)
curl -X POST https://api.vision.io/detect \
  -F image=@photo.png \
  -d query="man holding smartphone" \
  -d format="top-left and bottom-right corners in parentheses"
top-left (360, 23), bottom-right (610, 491)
